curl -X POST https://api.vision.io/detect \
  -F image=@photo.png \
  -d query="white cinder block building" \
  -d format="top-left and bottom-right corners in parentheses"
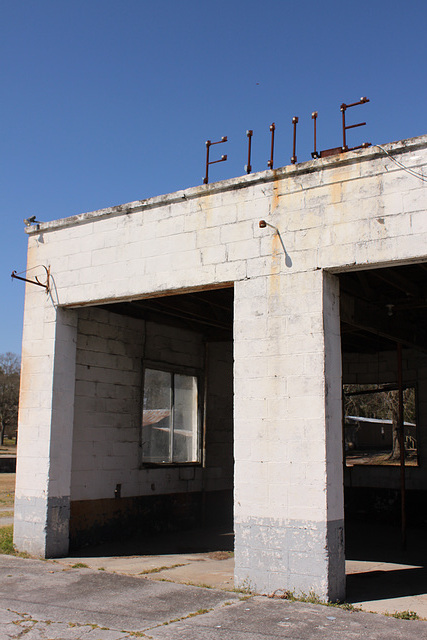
top-left (14, 135), bottom-right (427, 601)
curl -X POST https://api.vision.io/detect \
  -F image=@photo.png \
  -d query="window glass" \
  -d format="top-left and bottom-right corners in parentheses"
top-left (142, 369), bottom-right (172, 463)
top-left (142, 367), bottom-right (200, 464)
top-left (173, 374), bottom-right (198, 463)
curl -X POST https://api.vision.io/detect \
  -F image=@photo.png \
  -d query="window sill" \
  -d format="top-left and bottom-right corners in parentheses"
top-left (141, 461), bottom-right (202, 469)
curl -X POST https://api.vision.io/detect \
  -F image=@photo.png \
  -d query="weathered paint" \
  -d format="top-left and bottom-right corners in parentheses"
top-left (14, 135), bottom-right (427, 600)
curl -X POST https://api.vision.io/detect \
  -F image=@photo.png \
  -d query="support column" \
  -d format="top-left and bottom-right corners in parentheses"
top-left (233, 270), bottom-right (344, 601)
top-left (323, 271), bottom-right (346, 600)
top-left (14, 292), bottom-right (77, 558)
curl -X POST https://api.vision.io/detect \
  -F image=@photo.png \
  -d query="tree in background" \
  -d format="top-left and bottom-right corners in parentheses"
top-left (344, 384), bottom-right (416, 461)
top-left (0, 353), bottom-right (20, 445)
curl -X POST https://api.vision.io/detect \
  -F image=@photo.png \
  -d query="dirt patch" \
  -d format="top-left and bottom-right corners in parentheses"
top-left (0, 441), bottom-right (17, 456)
top-left (346, 451), bottom-right (418, 466)
top-left (207, 551), bottom-right (233, 561)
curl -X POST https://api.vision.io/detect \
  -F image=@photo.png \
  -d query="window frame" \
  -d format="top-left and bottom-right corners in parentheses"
top-left (140, 360), bottom-right (203, 468)
top-left (343, 382), bottom-right (419, 467)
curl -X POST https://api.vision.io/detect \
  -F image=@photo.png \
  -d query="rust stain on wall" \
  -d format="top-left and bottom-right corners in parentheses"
top-left (271, 174), bottom-right (280, 212)
top-left (330, 181), bottom-right (342, 204)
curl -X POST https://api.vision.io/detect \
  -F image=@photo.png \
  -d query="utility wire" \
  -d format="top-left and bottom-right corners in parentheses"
top-left (374, 145), bottom-right (427, 183)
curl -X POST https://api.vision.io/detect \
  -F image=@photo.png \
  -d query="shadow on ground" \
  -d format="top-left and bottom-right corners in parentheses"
top-left (68, 525), bottom-right (234, 558)
top-left (346, 520), bottom-right (427, 606)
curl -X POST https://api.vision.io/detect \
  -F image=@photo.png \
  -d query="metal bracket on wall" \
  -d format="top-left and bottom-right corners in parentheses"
top-left (245, 129), bottom-right (253, 174)
top-left (11, 265), bottom-right (50, 293)
top-left (203, 136), bottom-right (228, 184)
top-left (267, 122), bottom-right (275, 169)
top-left (311, 111), bottom-right (319, 158)
top-left (341, 97), bottom-right (371, 151)
top-left (291, 116), bottom-right (298, 164)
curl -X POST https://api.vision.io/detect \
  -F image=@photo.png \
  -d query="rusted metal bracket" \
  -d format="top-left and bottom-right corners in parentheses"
top-left (397, 343), bottom-right (406, 549)
top-left (267, 123), bottom-right (275, 169)
top-left (311, 111), bottom-right (319, 158)
top-left (11, 265), bottom-right (50, 293)
top-left (245, 129), bottom-right (253, 174)
top-left (341, 97), bottom-right (371, 151)
top-left (291, 116), bottom-right (298, 164)
top-left (203, 136), bottom-right (227, 184)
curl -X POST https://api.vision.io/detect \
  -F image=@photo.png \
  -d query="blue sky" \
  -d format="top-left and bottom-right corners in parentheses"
top-left (1, 0), bottom-right (426, 355)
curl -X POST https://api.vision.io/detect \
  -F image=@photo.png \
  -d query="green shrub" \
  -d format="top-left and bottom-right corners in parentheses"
top-left (391, 610), bottom-right (419, 620)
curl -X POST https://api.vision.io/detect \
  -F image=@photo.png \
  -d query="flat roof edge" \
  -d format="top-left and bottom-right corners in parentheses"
top-left (27, 134), bottom-right (427, 235)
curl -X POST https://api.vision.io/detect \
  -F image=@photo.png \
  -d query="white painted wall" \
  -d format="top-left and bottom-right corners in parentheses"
top-left (71, 307), bottom-right (233, 502)
top-left (15, 135), bottom-right (427, 599)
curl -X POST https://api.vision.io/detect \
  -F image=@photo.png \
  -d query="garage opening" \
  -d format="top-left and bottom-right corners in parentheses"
top-left (68, 285), bottom-right (234, 560)
top-left (339, 263), bottom-right (427, 605)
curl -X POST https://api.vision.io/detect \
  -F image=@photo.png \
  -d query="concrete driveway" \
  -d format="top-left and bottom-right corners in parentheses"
top-left (1, 555), bottom-right (427, 640)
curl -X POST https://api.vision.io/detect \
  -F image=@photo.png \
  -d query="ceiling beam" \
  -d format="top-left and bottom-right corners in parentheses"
top-left (340, 292), bottom-right (427, 353)
top-left (373, 269), bottom-right (422, 299)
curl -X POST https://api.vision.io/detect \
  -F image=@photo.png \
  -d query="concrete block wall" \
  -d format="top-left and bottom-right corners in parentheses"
top-left (22, 138), bottom-right (427, 311)
top-left (14, 302), bottom-right (77, 557)
top-left (71, 307), bottom-right (145, 503)
top-left (233, 270), bottom-right (344, 599)
top-left (70, 306), bottom-right (234, 543)
top-left (15, 135), bottom-right (427, 596)
top-left (204, 341), bottom-right (234, 493)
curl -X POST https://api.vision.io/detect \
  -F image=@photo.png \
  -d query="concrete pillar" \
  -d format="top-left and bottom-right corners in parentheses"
top-left (14, 294), bottom-right (77, 558)
top-left (233, 270), bottom-right (344, 601)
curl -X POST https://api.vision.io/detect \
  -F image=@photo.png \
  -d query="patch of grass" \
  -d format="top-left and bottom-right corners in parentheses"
top-left (269, 589), bottom-right (362, 612)
top-left (68, 621), bottom-right (111, 631)
top-left (0, 525), bottom-right (14, 554)
top-left (183, 581), bottom-right (213, 589)
top-left (71, 562), bottom-right (89, 569)
top-left (161, 607), bottom-right (212, 626)
top-left (390, 610), bottom-right (420, 620)
top-left (0, 526), bottom-right (31, 558)
top-left (339, 602), bottom-right (362, 612)
top-left (139, 562), bottom-right (187, 575)
top-left (189, 608), bottom-right (209, 616)
top-left (98, 567), bottom-right (105, 571)
top-left (230, 586), bottom-right (253, 595)
top-left (0, 474), bottom-right (15, 508)
top-left (0, 510), bottom-right (14, 518)
top-left (272, 589), bottom-right (327, 605)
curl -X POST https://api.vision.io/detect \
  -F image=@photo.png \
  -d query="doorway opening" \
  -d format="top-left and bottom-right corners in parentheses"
top-left (69, 285), bottom-right (234, 565)
top-left (339, 262), bottom-right (427, 607)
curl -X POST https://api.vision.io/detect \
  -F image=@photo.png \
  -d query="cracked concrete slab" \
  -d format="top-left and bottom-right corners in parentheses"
top-left (143, 597), bottom-right (427, 640)
top-left (55, 551), bottom-right (234, 589)
top-left (1, 556), bottom-right (427, 640)
top-left (0, 555), bottom-right (240, 634)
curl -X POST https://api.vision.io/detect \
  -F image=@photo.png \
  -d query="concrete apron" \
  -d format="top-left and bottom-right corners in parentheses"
top-left (52, 553), bottom-right (427, 618)
top-left (52, 528), bottom-right (427, 619)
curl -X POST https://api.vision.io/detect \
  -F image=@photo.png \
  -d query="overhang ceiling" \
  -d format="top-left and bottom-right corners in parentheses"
top-left (340, 263), bottom-right (427, 353)
top-left (97, 263), bottom-right (427, 354)
top-left (99, 286), bottom-right (234, 341)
